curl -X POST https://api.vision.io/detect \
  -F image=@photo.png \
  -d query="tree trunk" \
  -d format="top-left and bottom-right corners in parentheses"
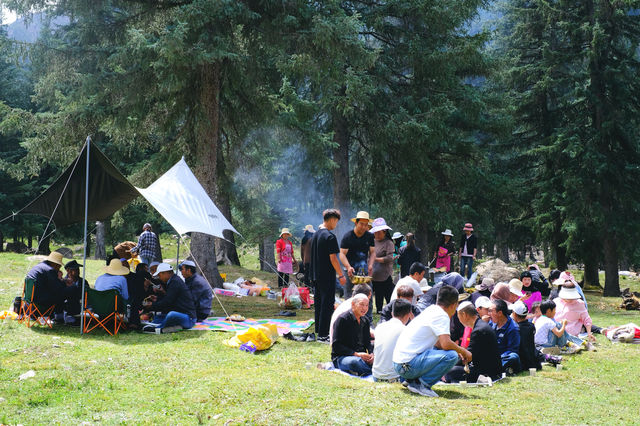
top-left (95, 221), bottom-right (106, 260)
top-left (36, 234), bottom-right (51, 255)
top-left (259, 237), bottom-right (276, 273)
top-left (28, 234), bottom-right (32, 249)
top-left (0, 229), bottom-right (4, 251)
top-left (213, 140), bottom-right (240, 266)
top-left (496, 230), bottom-right (509, 263)
top-left (602, 233), bottom-right (620, 296)
top-left (583, 257), bottom-right (600, 289)
top-left (332, 106), bottom-right (351, 242)
top-left (485, 243), bottom-right (494, 257)
top-left (191, 61), bottom-right (223, 288)
top-left (413, 219), bottom-right (430, 265)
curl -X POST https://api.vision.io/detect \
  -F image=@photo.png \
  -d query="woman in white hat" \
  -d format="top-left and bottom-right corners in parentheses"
top-left (370, 218), bottom-right (395, 313)
top-left (276, 228), bottom-right (297, 288)
top-left (553, 282), bottom-right (596, 343)
top-left (432, 229), bottom-right (456, 273)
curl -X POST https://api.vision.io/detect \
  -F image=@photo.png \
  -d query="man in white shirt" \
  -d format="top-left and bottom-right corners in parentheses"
top-left (390, 262), bottom-right (426, 304)
top-left (373, 299), bottom-right (413, 381)
top-left (393, 285), bottom-right (472, 397)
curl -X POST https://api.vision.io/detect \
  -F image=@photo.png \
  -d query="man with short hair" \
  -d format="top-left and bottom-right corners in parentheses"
top-left (180, 260), bottom-right (213, 321)
top-left (339, 211), bottom-right (375, 298)
top-left (446, 301), bottom-right (502, 383)
top-left (391, 262), bottom-right (426, 305)
top-left (373, 299), bottom-right (413, 382)
top-left (393, 285), bottom-right (472, 397)
top-left (489, 299), bottom-right (521, 375)
top-left (142, 263), bottom-right (196, 333)
top-left (331, 294), bottom-right (374, 376)
top-left (330, 283), bottom-right (372, 343)
top-left (310, 209), bottom-right (347, 342)
top-left (378, 285), bottom-right (421, 324)
top-left (131, 223), bottom-right (160, 266)
top-left (61, 260), bottom-right (88, 323)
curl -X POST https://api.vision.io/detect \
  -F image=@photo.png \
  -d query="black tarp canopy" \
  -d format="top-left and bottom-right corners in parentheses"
top-left (21, 142), bottom-right (139, 226)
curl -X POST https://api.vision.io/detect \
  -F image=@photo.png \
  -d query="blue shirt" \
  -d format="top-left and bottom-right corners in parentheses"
top-left (185, 273), bottom-right (213, 321)
top-left (490, 317), bottom-right (520, 356)
top-left (94, 274), bottom-right (129, 300)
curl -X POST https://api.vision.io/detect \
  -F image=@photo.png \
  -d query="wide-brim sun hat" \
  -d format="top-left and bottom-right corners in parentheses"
top-left (558, 286), bottom-right (582, 300)
top-left (351, 211), bottom-right (373, 224)
top-left (153, 263), bottom-right (174, 277)
top-left (103, 258), bottom-right (130, 276)
top-left (508, 278), bottom-right (523, 296)
top-left (475, 277), bottom-right (495, 291)
top-left (392, 232), bottom-right (404, 240)
top-left (441, 229), bottom-right (454, 237)
top-left (370, 217), bottom-right (392, 234)
top-left (463, 223), bottom-right (474, 232)
top-left (279, 228), bottom-right (291, 237)
top-left (45, 251), bottom-right (64, 266)
top-left (303, 225), bottom-right (316, 233)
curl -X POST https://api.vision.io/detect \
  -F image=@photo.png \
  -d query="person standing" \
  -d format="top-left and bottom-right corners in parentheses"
top-left (370, 218), bottom-right (396, 314)
top-left (131, 223), bottom-right (161, 266)
top-left (397, 233), bottom-right (422, 278)
top-left (300, 225), bottom-right (315, 286)
top-left (276, 228), bottom-right (296, 288)
top-left (458, 223), bottom-right (477, 279)
top-left (339, 211), bottom-right (375, 299)
top-left (310, 209), bottom-right (347, 343)
top-left (433, 229), bottom-right (455, 273)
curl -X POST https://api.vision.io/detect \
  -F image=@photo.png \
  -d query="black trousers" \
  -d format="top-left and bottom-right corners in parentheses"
top-left (278, 272), bottom-right (290, 288)
top-left (314, 279), bottom-right (335, 338)
top-left (372, 276), bottom-right (394, 313)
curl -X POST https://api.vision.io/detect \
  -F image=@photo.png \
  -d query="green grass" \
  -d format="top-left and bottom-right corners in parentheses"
top-left (1, 252), bottom-right (640, 424)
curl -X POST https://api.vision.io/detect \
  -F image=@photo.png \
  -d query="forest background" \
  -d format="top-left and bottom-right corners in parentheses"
top-left (1, 0), bottom-right (639, 296)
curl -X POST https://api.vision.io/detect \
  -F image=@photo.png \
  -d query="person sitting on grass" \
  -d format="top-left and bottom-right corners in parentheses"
top-left (378, 285), bottom-right (421, 324)
top-left (329, 284), bottom-right (372, 344)
top-left (372, 299), bottom-right (414, 382)
top-left (393, 285), bottom-right (472, 397)
top-left (180, 260), bottom-right (213, 321)
top-left (488, 299), bottom-right (521, 375)
top-left (534, 300), bottom-right (587, 353)
top-left (390, 262), bottom-right (426, 305)
top-left (553, 282), bottom-right (598, 342)
top-left (331, 294), bottom-right (374, 376)
top-left (512, 301), bottom-right (562, 367)
top-left (142, 263), bottom-right (197, 334)
top-left (474, 296), bottom-right (492, 322)
top-left (445, 301), bottom-right (502, 383)
top-left (530, 301), bottom-right (542, 323)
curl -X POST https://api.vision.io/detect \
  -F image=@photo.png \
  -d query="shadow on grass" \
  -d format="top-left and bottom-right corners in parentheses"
top-left (26, 323), bottom-right (206, 345)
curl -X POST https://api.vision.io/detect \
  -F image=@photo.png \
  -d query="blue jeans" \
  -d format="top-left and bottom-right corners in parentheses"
top-left (334, 356), bottom-right (372, 376)
top-left (394, 348), bottom-right (459, 388)
top-left (501, 352), bottom-right (521, 373)
top-left (154, 312), bottom-right (195, 330)
top-left (460, 256), bottom-right (474, 279)
top-left (140, 256), bottom-right (153, 266)
top-left (542, 328), bottom-right (584, 347)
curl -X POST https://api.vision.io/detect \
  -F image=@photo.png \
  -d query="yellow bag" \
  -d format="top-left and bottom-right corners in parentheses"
top-left (222, 324), bottom-right (278, 351)
top-left (0, 310), bottom-right (18, 320)
top-left (128, 256), bottom-right (141, 269)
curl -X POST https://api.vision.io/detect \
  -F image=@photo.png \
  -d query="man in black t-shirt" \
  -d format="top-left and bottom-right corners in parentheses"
top-left (339, 211), bottom-right (375, 299)
top-left (311, 209), bottom-right (347, 342)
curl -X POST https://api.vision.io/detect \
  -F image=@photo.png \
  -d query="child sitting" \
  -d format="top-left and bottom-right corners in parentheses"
top-left (534, 300), bottom-right (586, 353)
top-left (530, 301), bottom-right (542, 323)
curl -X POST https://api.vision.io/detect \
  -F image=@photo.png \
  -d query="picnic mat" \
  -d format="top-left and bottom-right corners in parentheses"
top-left (190, 317), bottom-right (314, 336)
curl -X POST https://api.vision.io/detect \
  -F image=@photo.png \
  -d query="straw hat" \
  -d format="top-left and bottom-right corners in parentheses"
top-left (303, 225), bottom-right (316, 233)
top-left (351, 211), bottom-right (372, 224)
top-left (463, 223), bottom-right (474, 232)
top-left (370, 218), bottom-right (392, 234)
top-left (103, 258), bottom-right (130, 276)
top-left (279, 228), bottom-right (292, 237)
top-left (508, 278), bottom-right (523, 296)
top-left (45, 251), bottom-right (64, 266)
top-left (558, 285), bottom-right (582, 300)
top-left (441, 229), bottom-right (454, 237)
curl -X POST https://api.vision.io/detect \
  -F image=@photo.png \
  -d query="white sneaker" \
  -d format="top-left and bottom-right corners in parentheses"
top-left (407, 383), bottom-right (439, 397)
top-left (160, 325), bottom-right (183, 334)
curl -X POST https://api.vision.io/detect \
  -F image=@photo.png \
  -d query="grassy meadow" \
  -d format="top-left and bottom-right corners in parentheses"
top-left (0, 249), bottom-right (639, 425)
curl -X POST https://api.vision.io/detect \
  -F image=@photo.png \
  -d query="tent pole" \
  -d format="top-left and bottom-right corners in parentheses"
top-left (80, 136), bottom-right (91, 335)
top-left (176, 235), bottom-right (180, 269)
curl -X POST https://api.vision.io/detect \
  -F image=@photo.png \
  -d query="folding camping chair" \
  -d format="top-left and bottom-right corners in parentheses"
top-left (19, 278), bottom-right (55, 328)
top-left (82, 287), bottom-right (127, 335)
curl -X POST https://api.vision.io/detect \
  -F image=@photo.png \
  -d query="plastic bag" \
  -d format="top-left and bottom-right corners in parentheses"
top-left (284, 283), bottom-right (302, 309)
top-left (222, 324), bottom-right (279, 351)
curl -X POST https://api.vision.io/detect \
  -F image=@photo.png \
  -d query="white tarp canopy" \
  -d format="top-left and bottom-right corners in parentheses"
top-left (136, 158), bottom-right (239, 238)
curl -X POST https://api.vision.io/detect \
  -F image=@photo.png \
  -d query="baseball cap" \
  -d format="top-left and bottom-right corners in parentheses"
top-left (180, 260), bottom-right (196, 268)
top-left (474, 296), bottom-right (492, 309)
top-left (153, 263), bottom-right (173, 277)
top-left (512, 300), bottom-right (529, 316)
